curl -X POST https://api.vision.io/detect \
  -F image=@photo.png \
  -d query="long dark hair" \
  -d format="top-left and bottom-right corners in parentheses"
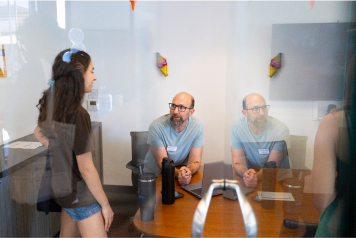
top-left (37, 49), bottom-right (91, 125)
top-left (344, 23), bottom-right (356, 237)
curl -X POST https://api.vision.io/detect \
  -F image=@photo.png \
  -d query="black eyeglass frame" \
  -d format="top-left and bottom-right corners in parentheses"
top-left (169, 103), bottom-right (193, 112)
top-left (244, 105), bottom-right (270, 114)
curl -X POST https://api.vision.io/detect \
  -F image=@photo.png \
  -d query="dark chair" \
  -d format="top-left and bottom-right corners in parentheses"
top-left (126, 131), bottom-right (149, 192)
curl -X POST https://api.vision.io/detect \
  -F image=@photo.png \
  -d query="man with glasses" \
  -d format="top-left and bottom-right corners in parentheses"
top-left (231, 93), bottom-right (290, 188)
top-left (143, 92), bottom-right (204, 186)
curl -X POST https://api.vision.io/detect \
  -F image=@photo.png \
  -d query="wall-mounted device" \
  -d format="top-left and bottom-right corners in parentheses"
top-left (88, 99), bottom-right (99, 111)
top-left (87, 89), bottom-right (98, 111)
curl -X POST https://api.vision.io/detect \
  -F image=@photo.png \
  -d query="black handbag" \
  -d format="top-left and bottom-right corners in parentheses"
top-left (36, 151), bottom-right (61, 214)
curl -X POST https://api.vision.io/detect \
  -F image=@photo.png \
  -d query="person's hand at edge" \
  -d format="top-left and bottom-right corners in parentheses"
top-left (101, 204), bottom-right (114, 232)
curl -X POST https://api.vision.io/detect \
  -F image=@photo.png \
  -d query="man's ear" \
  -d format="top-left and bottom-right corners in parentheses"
top-left (242, 110), bottom-right (248, 118)
top-left (189, 109), bottom-right (195, 116)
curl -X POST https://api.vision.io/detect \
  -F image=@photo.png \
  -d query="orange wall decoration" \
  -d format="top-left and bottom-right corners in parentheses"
top-left (310, 1), bottom-right (314, 9)
top-left (130, 1), bottom-right (137, 11)
top-left (0, 45), bottom-right (7, 78)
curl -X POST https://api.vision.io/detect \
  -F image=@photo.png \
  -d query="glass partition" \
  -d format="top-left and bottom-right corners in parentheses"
top-left (0, 1), bottom-right (355, 237)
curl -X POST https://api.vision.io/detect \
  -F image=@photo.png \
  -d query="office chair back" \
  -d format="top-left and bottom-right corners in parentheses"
top-left (289, 135), bottom-right (308, 169)
top-left (130, 131), bottom-right (149, 167)
top-left (127, 131), bottom-right (149, 191)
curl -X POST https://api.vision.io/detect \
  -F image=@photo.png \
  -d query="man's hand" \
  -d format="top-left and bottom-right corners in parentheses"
top-left (178, 166), bottom-right (192, 186)
top-left (243, 169), bottom-right (257, 188)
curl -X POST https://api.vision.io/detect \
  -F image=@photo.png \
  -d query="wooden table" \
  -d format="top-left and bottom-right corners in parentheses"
top-left (134, 167), bottom-right (321, 237)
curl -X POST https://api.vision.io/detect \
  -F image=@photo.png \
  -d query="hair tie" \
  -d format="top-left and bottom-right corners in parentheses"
top-left (47, 78), bottom-right (55, 86)
top-left (62, 49), bottom-right (80, 63)
top-left (47, 78), bottom-right (55, 92)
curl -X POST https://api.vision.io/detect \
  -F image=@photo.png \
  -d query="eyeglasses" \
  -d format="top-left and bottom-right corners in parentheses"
top-left (169, 103), bottom-right (192, 112)
top-left (244, 105), bottom-right (270, 114)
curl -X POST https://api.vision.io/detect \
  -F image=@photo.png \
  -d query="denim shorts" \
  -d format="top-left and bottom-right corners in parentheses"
top-left (63, 203), bottom-right (101, 221)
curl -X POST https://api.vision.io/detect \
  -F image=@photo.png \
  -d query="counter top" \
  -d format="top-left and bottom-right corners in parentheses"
top-left (0, 134), bottom-right (47, 179)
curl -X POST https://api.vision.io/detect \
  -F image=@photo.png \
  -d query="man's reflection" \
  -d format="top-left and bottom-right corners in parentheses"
top-left (230, 93), bottom-right (290, 188)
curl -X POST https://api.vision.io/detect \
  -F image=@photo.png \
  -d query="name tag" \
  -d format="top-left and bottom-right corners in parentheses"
top-left (258, 149), bottom-right (270, 155)
top-left (167, 146), bottom-right (177, 152)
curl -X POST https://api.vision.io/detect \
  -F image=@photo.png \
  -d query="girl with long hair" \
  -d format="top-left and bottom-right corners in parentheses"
top-left (34, 49), bottom-right (114, 237)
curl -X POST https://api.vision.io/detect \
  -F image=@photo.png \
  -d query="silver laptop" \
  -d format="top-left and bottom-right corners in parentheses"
top-left (181, 161), bottom-right (254, 199)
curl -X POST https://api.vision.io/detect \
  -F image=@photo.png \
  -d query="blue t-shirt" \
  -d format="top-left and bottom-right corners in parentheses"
top-left (230, 116), bottom-right (290, 169)
top-left (143, 114), bottom-right (204, 177)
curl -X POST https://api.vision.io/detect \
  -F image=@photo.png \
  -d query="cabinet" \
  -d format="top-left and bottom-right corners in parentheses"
top-left (0, 176), bottom-right (18, 237)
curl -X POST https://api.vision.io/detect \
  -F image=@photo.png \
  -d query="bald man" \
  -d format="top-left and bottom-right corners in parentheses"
top-left (143, 92), bottom-right (204, 186)
top-left (231, 93), bottom-right (290, 188)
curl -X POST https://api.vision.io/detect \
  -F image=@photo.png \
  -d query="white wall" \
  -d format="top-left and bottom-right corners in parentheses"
top-left (0, 1), bottom-right (354, 186)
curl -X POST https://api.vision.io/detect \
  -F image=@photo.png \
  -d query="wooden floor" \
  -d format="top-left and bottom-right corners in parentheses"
top-left (103, 185), bottom-right (143, 238)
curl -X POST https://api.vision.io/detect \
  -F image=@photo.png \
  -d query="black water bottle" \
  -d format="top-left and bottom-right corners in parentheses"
top-left (162, 157), bottom-right (175, 204)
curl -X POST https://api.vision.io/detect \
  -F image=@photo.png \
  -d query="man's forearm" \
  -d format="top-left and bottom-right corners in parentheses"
top-left (233, 162), bottom-right (248, 177)
top-left (187, 160), bottom-right (200, 174)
